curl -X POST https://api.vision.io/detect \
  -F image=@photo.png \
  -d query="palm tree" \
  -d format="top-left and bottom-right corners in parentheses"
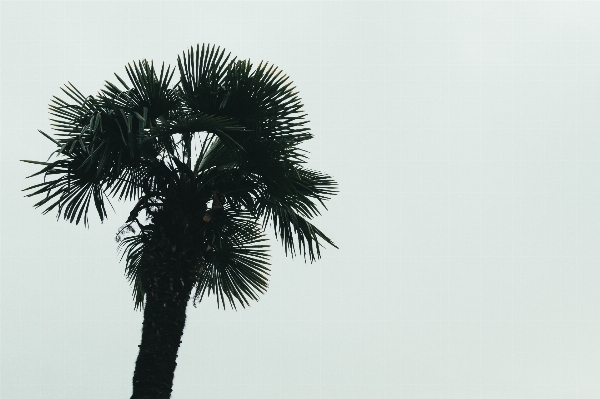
top-left (23, 44), bottom-right (337, 399)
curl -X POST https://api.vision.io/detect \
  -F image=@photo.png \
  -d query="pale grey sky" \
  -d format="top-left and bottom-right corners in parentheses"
top-left (2, 1), bottom-right (600, 398)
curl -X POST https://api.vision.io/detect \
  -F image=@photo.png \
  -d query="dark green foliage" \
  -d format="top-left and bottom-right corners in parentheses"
top-left (24, 44), bottom-right (337, 311)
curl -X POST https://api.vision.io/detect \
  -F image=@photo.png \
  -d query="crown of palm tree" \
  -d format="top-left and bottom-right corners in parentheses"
top-left (23, 44), bottom-right (337, 310)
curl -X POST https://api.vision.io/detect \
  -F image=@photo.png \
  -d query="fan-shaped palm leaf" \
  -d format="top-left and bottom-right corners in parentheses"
top-left (194, 209), bottom-right (270, 309)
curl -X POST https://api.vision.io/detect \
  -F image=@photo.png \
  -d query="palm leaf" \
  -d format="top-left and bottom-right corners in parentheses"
top-left (177, 44), bottom-right (235, 115)
top-left (117, 232), bottom-right (147, 310)
top-left (194, 210), bottom-right (270, 310)
top-left (256, 197), bottom-right (337, 262)
top-left (100, 60), bottom-right (179, 121)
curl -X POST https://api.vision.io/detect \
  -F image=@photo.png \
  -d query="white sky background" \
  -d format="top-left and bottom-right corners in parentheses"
top-left (2, 1), bottom-right (600, 398)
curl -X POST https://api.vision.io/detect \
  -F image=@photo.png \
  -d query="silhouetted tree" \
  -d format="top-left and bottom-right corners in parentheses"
top-left (23, 44), bottom-right (337, 399)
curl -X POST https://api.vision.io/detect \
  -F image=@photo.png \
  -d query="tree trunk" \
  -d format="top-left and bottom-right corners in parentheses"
top-left (129, 187), bottom-right (208, 398)
top-left (130, 267), bottom-right (194, 399)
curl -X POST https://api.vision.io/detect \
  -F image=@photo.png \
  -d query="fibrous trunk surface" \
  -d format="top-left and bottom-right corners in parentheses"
top-left (130, 261), bottom-right (194, 399)
top-left (130, 185), bottom-right (209, 398)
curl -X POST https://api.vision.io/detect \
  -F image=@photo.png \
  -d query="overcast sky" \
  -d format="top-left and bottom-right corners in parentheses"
top-left (2, 1), bottom-right (600, 398)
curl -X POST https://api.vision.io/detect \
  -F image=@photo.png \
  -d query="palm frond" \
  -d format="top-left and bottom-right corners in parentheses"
top-left (100, 60), bottom-right (179, 121)
top-left (194, 210), bottom-right (270, 310)
top-left (220, 59), bottom-right (311, 142)
top-left (147, 113), bottom-right (248, 147)
top-left (256, 197), bottom-right (337, 262)
top-left (22, 153), bottom-right (109, 226)
top-left (177, 44), bottom-right (235, 115)
top-left (117, 232), bottom-right (147, 310)
top-left (49, 84), bottom-right (102, 134)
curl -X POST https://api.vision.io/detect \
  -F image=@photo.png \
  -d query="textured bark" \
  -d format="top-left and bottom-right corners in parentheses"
top-left (130, 264), bottom-right (194, 399)
top-left (129, 184), bottom-right (210, 398)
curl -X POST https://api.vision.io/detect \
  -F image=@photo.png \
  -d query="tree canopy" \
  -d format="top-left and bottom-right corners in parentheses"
top-left (23, 44), bottom-right (338, 310)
